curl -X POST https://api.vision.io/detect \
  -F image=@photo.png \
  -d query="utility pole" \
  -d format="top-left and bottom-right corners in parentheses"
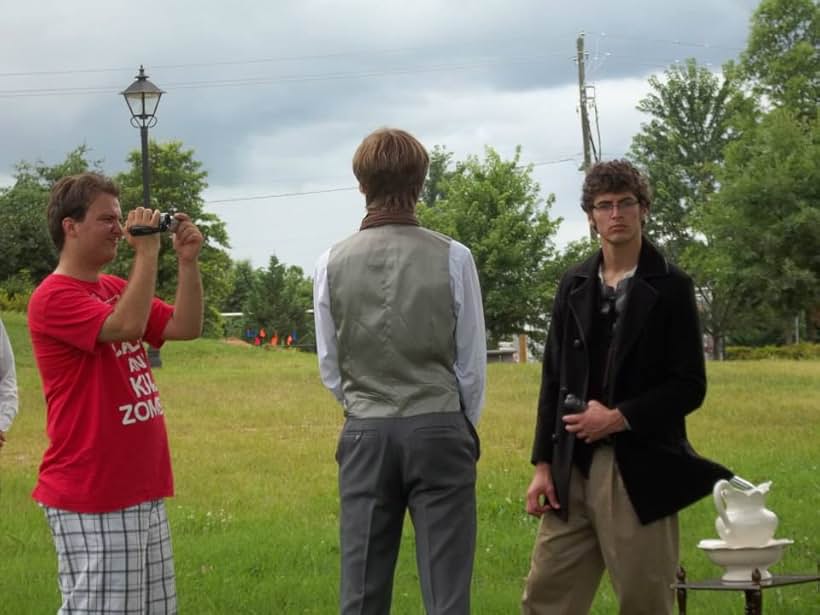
top-left (576, 32), bottom-right (597, 240)
top-left (577, 33), bottom-right (592, 175)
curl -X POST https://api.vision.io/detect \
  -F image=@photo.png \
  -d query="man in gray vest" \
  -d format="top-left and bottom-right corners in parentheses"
top-left (314, 127), bottom-right (486, 615)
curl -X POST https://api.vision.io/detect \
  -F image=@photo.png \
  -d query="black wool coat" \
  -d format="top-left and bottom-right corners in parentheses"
top-left (531, 238), bottom-right (732, 524)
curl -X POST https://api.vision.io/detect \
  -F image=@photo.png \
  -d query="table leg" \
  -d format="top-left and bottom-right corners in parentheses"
top-left (744, 588), bottom-right (762, 615)
top-left (676, 567), bottom-right (687, 615)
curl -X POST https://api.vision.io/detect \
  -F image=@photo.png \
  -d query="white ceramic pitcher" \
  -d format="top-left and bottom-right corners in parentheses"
top-left (713, 478), bottom-right (778, 547)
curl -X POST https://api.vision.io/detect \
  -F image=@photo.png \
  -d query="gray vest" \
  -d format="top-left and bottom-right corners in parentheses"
top-left (327, 225), bottom-right (461, 419)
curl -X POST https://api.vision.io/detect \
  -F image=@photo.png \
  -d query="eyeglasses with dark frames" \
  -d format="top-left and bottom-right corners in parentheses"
top-left (591, 197), bottom-right (640, 214)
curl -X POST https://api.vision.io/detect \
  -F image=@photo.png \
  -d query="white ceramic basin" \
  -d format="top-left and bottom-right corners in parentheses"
top-left (697, 538), bottom-right (793, 582)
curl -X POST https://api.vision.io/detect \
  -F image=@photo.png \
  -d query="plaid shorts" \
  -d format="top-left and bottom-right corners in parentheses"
top-left (43, 499), bottom-right (177, 614)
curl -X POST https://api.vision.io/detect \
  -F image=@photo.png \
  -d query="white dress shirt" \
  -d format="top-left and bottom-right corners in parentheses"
top-left (0, 318), bottom-right (19, 432)
top-left (313, 238), bottom-right (487, 425)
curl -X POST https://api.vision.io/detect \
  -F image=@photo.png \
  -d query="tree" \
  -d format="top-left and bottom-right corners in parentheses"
top-left (741, 0), bottom-right (819, 120)
top-left (708, 0), bottom-right (820, 345)
top-left (0, 146), bottom-right (96, 287)
top-left (704, 109), bottom-right (820, 342)
top-left (243, 256), bottom-right (314, 345)
top-left (221, 259), bottom-right (261, 339)
top-left (624, 2), bottom-right (819, 351)
top-left (418, 146), bottom-right (561, 345)
top-left (679, 241), bottom-right (769, 356)
top-left (420, 145), bottom-right (453, 208)
top-left (628, 59), bottom-right (751, 260)
top-left (525, 237), bottom-right (598, 359)
top-left (112, 141), bottom-right (233, 336)
top-left (628, 59), bottom-right (758, 356)
top-left (222, 259), bottom-right (257, 314)
top-left (541, 238), bottom-right (598, 298)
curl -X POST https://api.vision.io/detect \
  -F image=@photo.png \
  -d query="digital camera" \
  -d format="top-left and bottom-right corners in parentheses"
top-left (129, 212), bottom-right (179, 236)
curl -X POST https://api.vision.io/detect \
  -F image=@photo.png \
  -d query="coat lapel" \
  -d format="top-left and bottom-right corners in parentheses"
top-left (607, 240), bottom-right (668, 396)
top-left (567, 252), bottom-right (600, 354)
top-left (609, 278), bottom-right (657, 387)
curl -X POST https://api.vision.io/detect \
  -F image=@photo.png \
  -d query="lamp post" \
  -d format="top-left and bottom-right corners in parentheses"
top-left (121, 65), bottom-right (164, 210)
top-left (121, 65), bottom-right (165, 367)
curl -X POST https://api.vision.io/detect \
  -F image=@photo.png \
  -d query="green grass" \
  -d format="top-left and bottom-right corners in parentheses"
top-left (1, 309), bottom-right (818, 614)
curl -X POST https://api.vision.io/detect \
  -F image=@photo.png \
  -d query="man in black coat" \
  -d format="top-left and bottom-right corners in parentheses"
top-left (521, 160), bottom-right (731, 614)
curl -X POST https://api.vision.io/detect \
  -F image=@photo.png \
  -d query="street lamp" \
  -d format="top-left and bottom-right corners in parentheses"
top-left (121, 65), bottom-right (165, 367)
top-left (121, 65), bottom-right (164, 210)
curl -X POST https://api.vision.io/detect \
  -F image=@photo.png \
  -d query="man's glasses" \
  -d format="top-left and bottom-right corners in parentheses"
top-left (591, 197), bottom-right (640, 214)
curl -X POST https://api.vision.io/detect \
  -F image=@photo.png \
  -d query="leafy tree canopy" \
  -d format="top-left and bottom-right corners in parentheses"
top-left (418, 146), bottom-right (561, 344)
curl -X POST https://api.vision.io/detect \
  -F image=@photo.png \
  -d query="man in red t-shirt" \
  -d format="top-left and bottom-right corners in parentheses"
top-left (28, 172), bottom-right (204, 614)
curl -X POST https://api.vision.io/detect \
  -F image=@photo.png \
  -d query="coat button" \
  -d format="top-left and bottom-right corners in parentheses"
top-left (573, 338), bottom-right (582, 349)
top-left (551, 434), bottom-right (559, 443)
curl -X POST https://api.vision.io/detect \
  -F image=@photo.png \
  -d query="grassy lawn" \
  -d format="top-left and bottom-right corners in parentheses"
top-left (1, 310), bottom-right (818, 614)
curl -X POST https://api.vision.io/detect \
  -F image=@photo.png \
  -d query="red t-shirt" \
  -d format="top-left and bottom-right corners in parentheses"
top-left (28, 273), bottom-right (175, 513)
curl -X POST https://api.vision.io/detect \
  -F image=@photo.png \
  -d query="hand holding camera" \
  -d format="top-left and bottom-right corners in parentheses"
top-left (123, 207), bottom-right (162, 255)
top-left (168, 212), bottom-right (204, 263)
top-left (128, 211), bottom-right (179, 235)
top-left (125, 208), bottom-right (203, 262)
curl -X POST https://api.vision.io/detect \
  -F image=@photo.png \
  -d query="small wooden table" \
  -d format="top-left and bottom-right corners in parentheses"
top-left (674, 567), bottom-right (820, 614)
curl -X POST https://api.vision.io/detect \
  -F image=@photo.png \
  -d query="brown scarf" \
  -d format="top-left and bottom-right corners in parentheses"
top-left (359, 209), bottom-right (420, 230)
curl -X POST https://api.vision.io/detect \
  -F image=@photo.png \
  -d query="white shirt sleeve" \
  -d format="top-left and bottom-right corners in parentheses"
top-left (0, 319), bottom-right (19, 432)
top-left (450, 241), bottom-right (486, 426)
top-left (313, 249), bottom-right (344, 405)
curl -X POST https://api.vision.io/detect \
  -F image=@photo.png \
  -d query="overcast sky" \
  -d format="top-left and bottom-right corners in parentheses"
top-left (1, 0), bottom-right (760, 274)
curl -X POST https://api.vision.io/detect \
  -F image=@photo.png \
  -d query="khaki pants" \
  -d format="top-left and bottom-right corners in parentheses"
top-left (522, 446), bottom-right (678, 615)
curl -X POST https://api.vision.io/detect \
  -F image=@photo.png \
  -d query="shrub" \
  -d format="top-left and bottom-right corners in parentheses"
top-left (0, 271), bottom-right (33, 312)
top-left (725, 343), bottom-right (820, 360)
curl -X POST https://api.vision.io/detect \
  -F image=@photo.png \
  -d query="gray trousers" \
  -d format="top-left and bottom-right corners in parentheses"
top-left (337, 412), bottom-right (479, 615)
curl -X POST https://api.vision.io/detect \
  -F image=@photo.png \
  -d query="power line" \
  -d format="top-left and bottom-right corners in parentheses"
top-left (206, 186), bottom-right (357, 204)
top-left (204, 157), bottom-right (580, 205)
top-left (166, 55), bottom-right (563, 88)
top-left (0, 32), bottom-right (740, 80)
top-left (0, 54), bottom-right (568, 99)
top-left (0, 36), bottom-right (575, 79)
top-left (600, 52), bottom-right (717, 67)
top-left (0, 48), bottom-right (728, 100)
top-left (529, 157), bottom-right (579, 167)
top-left (585, 30), bottom-right (738, 80)
top-left (594, 33), bottom-right (744, 52)
top-left (0, 31), bottom-right (743, 98)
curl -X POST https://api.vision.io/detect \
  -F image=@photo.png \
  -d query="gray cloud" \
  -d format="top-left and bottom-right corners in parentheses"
top-left (0, 0), bottom-right (760, 271)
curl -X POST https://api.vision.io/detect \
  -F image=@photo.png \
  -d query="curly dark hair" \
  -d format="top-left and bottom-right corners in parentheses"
top-left (581, 160), bottom-right (651, 213)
